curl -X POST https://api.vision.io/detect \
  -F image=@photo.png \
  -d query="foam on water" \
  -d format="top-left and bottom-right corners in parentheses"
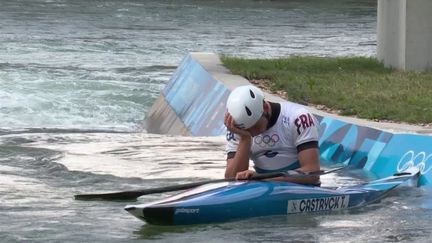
top-left (24, 133), bottom-right (227, 180)
top-left (3, 1), bottom-right (431, 242)
top-left (1, 131), bottom-right (432, 242)
top-left (0, 0), bottom-right (377, 131)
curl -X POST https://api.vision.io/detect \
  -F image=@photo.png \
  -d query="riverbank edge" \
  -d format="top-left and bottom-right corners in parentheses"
top-left (202, 53), bottom-right (431, 135)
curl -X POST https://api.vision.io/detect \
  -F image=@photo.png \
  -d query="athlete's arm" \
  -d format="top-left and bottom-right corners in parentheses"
top-left (224, 113), bottom-right (252, 178)
top-left (287, 109), bottom-right (321, 185)
top-left (293, 143), bottom-right (320, 184)
top-left (225, 137), bottom-right (251, 178)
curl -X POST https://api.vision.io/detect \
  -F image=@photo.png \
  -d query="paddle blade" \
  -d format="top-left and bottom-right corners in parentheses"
top-left (74, 191), bottom-right (143, 201)
top-left (74, 179), bottom-right (226, 201)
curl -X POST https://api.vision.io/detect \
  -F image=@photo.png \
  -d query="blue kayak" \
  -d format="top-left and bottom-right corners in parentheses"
top-left (125, 167), bottom-right (419, 225)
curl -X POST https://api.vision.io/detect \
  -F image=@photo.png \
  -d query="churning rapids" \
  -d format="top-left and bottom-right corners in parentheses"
top-left (1, 0), bottom-right (431, 242)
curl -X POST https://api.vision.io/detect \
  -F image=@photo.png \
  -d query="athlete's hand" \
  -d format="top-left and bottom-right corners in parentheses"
top-left (235, 170), bottom-right (256, 180)
top-left (224, 112), bottom-right (251, 139)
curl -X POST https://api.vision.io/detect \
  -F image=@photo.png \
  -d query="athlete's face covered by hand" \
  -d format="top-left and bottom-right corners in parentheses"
top-left (246, 115), bottom-right (268, 137)
top-left (225, 101), bottom-right (270, 137)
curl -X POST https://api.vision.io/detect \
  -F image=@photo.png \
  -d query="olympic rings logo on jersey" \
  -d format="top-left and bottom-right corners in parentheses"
top-left (254, 134), bottom-right (280, 148)
top-left (397, 150), bottom-right (432, 175)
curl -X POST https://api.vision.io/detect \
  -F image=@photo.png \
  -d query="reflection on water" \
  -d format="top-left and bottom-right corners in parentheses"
top-left (132, 186), bottom-right (430, 243)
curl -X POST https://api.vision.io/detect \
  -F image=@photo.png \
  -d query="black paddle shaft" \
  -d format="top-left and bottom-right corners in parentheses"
top-left (74, 166), bottom-right (345, 201)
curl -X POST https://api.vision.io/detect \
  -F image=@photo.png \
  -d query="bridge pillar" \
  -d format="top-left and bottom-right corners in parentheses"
top-left (377, 0), bottom-right (432, 71)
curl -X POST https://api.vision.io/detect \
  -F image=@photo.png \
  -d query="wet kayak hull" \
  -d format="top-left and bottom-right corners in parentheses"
top-left (125, 168), bottom-right (419, 225)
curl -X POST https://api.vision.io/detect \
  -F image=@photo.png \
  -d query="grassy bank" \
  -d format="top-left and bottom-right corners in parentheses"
top-left (221, 56), bottom-right (432, 124)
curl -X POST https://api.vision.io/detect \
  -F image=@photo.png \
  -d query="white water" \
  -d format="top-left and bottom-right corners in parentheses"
top-left (2, 0), bottom-right (431, 242)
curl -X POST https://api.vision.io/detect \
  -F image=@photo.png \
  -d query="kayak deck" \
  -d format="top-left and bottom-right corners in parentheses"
top-left (125, 168), bottom-right (419, 225)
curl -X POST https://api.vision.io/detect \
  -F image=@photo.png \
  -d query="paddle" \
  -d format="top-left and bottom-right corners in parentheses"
top-left (74, 166), bottom-right (346, 201)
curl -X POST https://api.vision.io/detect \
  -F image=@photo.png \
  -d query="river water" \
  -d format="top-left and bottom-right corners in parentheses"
top-left (1, 0), bottom-right (431, 242)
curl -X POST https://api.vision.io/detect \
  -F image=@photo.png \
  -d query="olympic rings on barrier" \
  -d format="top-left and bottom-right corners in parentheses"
top-left (397, 150), bottom-right (432, 175)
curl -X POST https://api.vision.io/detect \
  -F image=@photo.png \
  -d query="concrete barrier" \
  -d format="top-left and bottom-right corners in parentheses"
top-left (146, 52), bottom-right (432, 186)
top-left (377, 0), bottom-right (432, 71)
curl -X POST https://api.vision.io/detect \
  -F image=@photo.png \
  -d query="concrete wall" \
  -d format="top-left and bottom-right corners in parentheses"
top-left (145, 95), bottom-right (192, 136)
top-left (377, 0), bottom-right (432, 71)
top-left (145, 53), bottom-right (235, 136)
top-left (145, 52), bottom-right (432, 186)
top-left (405, 0), bottom-right (432, 71)
top-left (145, 52), bottom-right (284, 136)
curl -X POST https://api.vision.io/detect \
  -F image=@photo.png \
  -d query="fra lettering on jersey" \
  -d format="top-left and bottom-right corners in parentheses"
top-left (294, 113), bottom-right (315, 135)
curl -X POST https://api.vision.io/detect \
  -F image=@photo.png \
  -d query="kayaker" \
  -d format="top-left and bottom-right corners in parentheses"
top-left (224, 85), bottom-right (320, 185)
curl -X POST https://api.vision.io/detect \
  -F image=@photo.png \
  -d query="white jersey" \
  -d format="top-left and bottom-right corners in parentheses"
top-left (225, 101), bottom-right (319, 173)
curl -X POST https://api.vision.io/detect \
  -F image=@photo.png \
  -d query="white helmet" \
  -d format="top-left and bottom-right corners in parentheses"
top-left (226, 85), bottom-right (264, 129)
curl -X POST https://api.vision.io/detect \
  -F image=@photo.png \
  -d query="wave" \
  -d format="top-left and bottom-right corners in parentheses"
top-left (0, 128), bottom-right (138, 136)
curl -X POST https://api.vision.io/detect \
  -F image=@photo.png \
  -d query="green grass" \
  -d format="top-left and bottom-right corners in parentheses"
top-left (221, 56), bottom-right (432, 124)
